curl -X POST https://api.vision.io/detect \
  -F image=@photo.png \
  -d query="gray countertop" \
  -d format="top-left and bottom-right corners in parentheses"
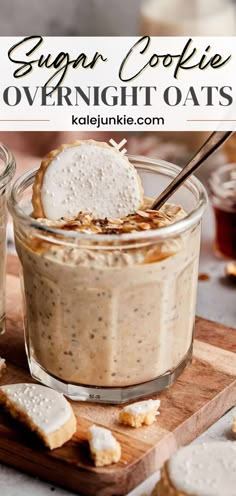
top-left (1, 204), bottom-right (235, 496)
top-left (197, 206), bottom-right (236, 329)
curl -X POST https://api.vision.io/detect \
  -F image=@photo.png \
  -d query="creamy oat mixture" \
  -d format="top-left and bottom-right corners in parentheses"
top-left (15, 201), bottom-right (201, 387)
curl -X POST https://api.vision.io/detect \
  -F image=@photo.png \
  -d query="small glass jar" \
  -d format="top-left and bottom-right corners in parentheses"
top-left (209, 163), bottom-right (236, 259)
top-left (0, 144), bottom-right (16, 335)
top-left (140, 0), bottom-right (236, 36)
top-left (9, 157), bottom-right (207, 404)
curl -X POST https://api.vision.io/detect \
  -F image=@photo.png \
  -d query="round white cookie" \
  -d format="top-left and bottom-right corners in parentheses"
top-left (167, 442), bottom-right (236, 496)
top-left (32, 140), bottom-right (143, 220)
top-left (0, 383), bottom-right (76, 449)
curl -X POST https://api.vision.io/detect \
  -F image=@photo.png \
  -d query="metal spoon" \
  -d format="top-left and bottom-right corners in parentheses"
top-left (151, 130), bottom-right (233, 210)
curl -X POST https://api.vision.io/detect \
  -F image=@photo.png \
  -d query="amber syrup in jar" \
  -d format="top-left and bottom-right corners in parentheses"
top-left (209, 164), bottom-right (236, 259)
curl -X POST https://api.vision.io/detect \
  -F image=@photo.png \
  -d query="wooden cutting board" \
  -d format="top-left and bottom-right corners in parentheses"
top-left (0, 254), bottom-right (235, 496)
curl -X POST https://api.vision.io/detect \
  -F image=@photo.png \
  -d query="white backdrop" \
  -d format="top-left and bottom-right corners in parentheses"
top-left (0, 36), bottom-right (235, 131)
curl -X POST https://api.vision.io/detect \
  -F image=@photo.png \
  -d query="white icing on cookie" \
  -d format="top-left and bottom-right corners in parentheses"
top-left (41, 143), bottom-right (143, 220)
top-left (122, 399), bottom-right (160, 415)
top-left (0, 383), bottom-right (71, 435)
top-left (89, 425), bottom-right (118, 451)
top-left (168, 442), bottom-right (236, 496)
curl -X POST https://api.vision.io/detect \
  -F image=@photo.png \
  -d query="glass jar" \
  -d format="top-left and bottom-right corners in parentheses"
top-left (209, 163), bottom-right (236, 259)
top-left (140, 0), bottom-right (236, 152)
top-left (140, 0), bottom-right (236, 36)
top-left (0, 144), bottom-right (16, 335)
top-left (9, 157), bottom-right (207, 403)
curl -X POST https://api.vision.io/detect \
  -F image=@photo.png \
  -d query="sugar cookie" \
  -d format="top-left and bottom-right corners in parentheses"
top-left (32, 140), bottom-right (143, 220)
top-left (0, 383), bottom-right (76, 449)
top-left (153, 442), bottom-right (236, 496)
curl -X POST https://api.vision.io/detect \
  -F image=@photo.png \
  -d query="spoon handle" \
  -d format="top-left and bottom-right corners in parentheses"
top-left (151, 130), bottom-right (233, 211)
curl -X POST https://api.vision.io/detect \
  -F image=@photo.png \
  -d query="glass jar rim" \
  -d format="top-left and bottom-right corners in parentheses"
top-left (0, 143), bottom-right (16, 188)
top-left (8, 155), bottom-right (208, 243)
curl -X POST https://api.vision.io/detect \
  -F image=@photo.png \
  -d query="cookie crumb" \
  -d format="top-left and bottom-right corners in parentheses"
top-left (88, 425), bottom-right (121, 467)
top-left (119, 399), bottom-right (160, 428)
top-left (232, 416), bottom-right (236, 437)
top-left (225, 262), bottom-right (236, 281)
top-left (0, 357), bottom-right (6, 377)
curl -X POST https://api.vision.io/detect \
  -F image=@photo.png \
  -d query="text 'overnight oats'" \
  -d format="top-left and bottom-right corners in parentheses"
top-left (10, 140), bottom-right (207, 401)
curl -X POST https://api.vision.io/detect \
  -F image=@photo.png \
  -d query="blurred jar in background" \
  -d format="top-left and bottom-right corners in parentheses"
top-left (140, 0), bottom-right (236, 153)
top-left (209, 163), bottom-right (236, 259)
top-left (140, 0), bottom-right (236, 36)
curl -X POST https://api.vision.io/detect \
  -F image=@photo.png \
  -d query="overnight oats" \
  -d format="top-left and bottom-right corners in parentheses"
top-left (9, 141), bottom-right (207, 403)
top-left (0, 145), bottom-right (16, 335)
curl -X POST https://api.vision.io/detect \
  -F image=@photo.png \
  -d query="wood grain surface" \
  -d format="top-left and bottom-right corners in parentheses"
top-left (0, 255), bottom-right (235, 496)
